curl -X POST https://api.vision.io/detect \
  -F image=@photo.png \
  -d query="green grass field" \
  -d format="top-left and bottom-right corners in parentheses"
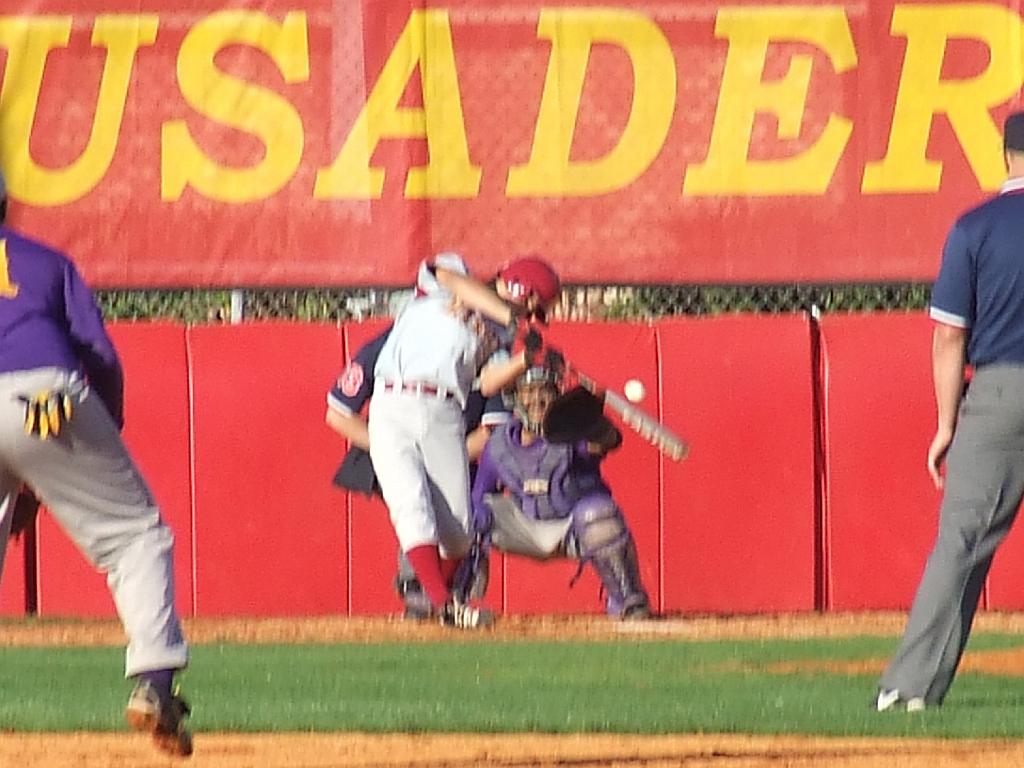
top-left (3, 634), bottom-right (1024, 738)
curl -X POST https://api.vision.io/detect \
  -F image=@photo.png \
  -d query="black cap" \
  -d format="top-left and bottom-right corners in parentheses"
top-left (1005, 112), bottom-right (1024, 152)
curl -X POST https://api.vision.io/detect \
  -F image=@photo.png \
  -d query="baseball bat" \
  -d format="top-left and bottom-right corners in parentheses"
top-left (562, 360), bottom-right (689, 462)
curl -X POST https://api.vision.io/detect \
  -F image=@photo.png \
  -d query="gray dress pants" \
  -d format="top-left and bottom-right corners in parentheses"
top-left (880, 364), bottom-right (1024, 705)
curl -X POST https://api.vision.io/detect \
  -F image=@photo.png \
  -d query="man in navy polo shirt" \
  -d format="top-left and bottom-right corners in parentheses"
top-left (0, 174), bottom-right (191, 755)
top-left (877, 111), bottom-right (1024, 713)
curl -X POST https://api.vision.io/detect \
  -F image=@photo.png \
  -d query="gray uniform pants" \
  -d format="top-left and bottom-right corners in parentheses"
top-left (880, 364), bottom-right (1024, 705)
top-left (0, 368), bottom-right (187, 677)
top-left (486, 496), bottom-right (574, 559)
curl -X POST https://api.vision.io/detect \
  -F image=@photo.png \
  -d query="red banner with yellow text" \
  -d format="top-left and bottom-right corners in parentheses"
top-left (1, 0), bottom-right (1021, 287)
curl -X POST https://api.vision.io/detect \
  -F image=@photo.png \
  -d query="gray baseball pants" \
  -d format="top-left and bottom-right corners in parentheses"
top-left (368, 389), bottom-right (472, 559)
top-left (486, 495), bottom-right (573, 559)
top-left (880, 364), bottom-right (1024, 705)
top-left (0, 368), bottom-right (187, 677)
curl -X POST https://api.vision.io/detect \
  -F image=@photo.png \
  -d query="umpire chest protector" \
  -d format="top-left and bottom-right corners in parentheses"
top-left (488, 423), bottom-right (597, 520)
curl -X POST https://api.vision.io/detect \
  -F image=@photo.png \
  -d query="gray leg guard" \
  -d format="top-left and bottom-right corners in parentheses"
top-left (571, 493), bottom-right (651, 619)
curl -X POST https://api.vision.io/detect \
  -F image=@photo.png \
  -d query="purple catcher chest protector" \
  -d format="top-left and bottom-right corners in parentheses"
top-left (487, 422), bottom-right (602, 520)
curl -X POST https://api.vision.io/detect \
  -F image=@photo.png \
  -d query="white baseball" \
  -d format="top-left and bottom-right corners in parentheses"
top-left (623, 379), bottom-right (646, 403)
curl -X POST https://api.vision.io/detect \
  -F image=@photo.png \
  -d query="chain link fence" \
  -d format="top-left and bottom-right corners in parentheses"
top-left (97, 283), bottom-right (932, 323)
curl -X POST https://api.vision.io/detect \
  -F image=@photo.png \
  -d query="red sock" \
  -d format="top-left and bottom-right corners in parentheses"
top-left (439, 556), bottom-right (463, 589)
top-left (405, 545), bottom-right (450, 608)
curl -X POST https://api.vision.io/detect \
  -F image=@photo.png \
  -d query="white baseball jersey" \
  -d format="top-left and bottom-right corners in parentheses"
top-left (373, 293), bottom-right (481, 406)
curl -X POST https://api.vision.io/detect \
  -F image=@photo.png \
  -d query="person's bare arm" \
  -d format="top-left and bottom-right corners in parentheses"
top-left (465, 423), bottom-right (495, 462)
top-left (326, 407), bottom-right (370, 451)
top-left (927, 322), bottom-right (967, 489)
top-left (434, 267), bottom-right (515, 326)
top-left (478, 353), bottom-right (530, 398)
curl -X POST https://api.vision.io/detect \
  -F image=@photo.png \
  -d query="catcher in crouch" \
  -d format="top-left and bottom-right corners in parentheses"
top-left (466, 356), bottom-right (652, 620)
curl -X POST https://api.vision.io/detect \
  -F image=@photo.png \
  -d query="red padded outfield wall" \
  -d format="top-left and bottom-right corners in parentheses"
top-left (819, 313), bottom-right (943, 611)
top-left (659, 315), bottom-right (817, 613)
top-left (0, 537), bottom-right (26, 616)
top-left (18, 314), bottom-right (1024, 617)
top-left (10, 317), bottom-right (822, 617)
top-left (189, 323), bottom-right (347, 616)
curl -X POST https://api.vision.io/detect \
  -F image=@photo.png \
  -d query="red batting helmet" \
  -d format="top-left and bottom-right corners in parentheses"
top-left (498, 256), bottom-right (561, 305)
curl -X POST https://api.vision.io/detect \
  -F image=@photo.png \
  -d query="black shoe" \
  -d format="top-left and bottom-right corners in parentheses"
top-left (395, 576), bottom-right (433, 620)
top-left (621, 603), bottom-right (655, 621)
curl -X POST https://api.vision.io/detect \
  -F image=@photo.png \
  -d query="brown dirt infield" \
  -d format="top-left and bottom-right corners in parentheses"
top-left (5, 611), bottom-right (1024, 767)
top-left (9, 733), bottom-right (1024, 768)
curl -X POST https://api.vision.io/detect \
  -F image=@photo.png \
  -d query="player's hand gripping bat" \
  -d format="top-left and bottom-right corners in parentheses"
top-left (558, 356), bottom-right (688, 462)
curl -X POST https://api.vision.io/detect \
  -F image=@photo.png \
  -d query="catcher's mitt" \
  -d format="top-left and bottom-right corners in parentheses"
top-left (18, 389), bottom-right (73, 439)
top-left (8, 487), bottom-right (40, 539)
top-left (332, 447), bottom-right (381, 497)
top-left (544, 386), bottom-right (621, 451)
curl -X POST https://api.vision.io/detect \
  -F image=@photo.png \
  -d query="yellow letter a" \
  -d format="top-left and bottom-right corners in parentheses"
top-left (314, 9), bottom-right (480, 200)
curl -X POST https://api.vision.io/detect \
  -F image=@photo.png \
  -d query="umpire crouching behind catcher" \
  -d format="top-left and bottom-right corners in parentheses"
top-left (877, 111), bottom-right (1024, 713)
top-left (0, 174), bottom-right (192, 756)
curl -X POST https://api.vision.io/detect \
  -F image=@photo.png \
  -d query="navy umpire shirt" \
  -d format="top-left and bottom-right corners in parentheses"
top-left (930, 177), bottom-right (1024, 368)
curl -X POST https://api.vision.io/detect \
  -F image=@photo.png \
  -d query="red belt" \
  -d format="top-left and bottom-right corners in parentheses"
top-left (379, 380), bottom-right (455, 400)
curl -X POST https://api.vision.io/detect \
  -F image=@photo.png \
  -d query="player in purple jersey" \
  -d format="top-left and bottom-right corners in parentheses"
top-left (468, 359), bottom-right (652, 620)
top-left (0, 176), bottom-right (192, 757)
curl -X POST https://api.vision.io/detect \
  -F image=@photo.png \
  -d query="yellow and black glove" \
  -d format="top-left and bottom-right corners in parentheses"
top-left (19, 390), bottom-right (73, 440)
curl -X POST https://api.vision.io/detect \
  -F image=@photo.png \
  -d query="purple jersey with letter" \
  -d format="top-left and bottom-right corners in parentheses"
top-left (471, 421), bottom-right (608, 522)
top-left (0, 227), bottom-right (124, 423)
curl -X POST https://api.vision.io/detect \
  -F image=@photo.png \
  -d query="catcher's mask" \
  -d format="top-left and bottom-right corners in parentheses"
top-left (514, 364), bottom-right (561, 435)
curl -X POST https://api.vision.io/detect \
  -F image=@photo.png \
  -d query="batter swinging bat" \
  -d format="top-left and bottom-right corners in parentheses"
top-left (562, 359), bottom-right (689, 462)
